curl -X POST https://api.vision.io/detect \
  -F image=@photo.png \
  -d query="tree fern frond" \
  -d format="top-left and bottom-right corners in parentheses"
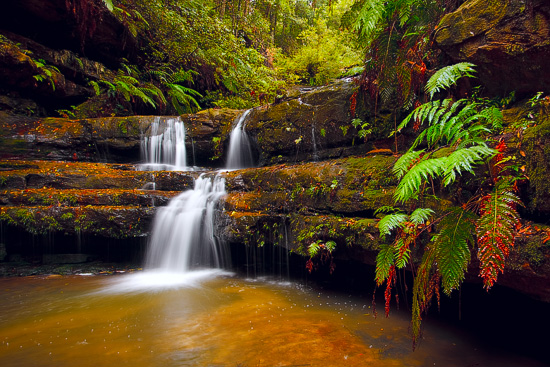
top-left (425, 62), bottom-right (476, 99)
top-left (378, 213), bottom-right (409, 239)
top-left (375, 244), bottom-right (395, 285)
top-left (409, 207), bottom-right (434, 225)
top-left (394, 156), bottom-right (446, 203)
top-left (443, 145), bottom-right (496, 185)
top-left (476, 181), bottom-right (522, 289)
top-left (393, 149), bottom-right (425, 179)
top-left (433, 208), bottom-right (476, 295)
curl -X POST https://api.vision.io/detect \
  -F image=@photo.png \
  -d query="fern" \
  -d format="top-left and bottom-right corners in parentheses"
top-left (433, 208), bottom-right (476, 295)
top-left (476, 181), bottom-right (521, 289)
top-left (425, 62), bottom-right (476, 99)
top-left (375, 244), bottom-right (395, 285)
top-left (409, 207), bottom-right (434, 225)
top-left (392, 149), bottom-right (425, 179)
top-left (394, 156), bottom-right (447, 203)
top-left (378, 212), bottom-right (408, 239)
top-left (443, 145), bottom-right (496, 186)
top-left (411, 246), bottom-right (437, 348)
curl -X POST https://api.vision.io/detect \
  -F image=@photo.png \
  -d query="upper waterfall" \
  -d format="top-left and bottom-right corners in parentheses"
top-left (140, 116), bottom-right (188, 171)
top-left (226, 109), bottom-right (255, 169)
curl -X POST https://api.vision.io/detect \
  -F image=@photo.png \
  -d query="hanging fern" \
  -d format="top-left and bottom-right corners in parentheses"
top-left (433, 208), bottom-right (476, 295)
top-left (425, 62), bottom-right (476, 99)
top-left (374, 62), bottom-right (526, 348)
top-left (476, 181), bottom-right (521, 289)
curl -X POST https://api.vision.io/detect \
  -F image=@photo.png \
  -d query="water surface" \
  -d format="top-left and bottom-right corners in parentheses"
top-left (0, 272), bottom-right (544, 366)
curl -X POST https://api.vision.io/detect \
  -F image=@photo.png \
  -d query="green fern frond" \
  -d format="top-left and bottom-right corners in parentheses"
top-left (375, 244), bottom-right (395, 285)
top-left (479, 106), bottom-right (503, 130)
top-left (394, 156), bottom-right (446, 203)
top-left (433, 208), bottom-right (476, 295)
top-left (378, 213), bottom-right (408, 239)
top-left (411, 246), bottom-right (437, 347)
top-left (425, 62), bottom-right (476, 99)
top-left (443, 145), bottom-right (496, 185)
top-left (352, 0), bottom-right (386, 41)
top-left (374, 205), bottom-right (400, 216)
top-left (409, 207), bottom-right (434, 225)
top-left (393, 150), bottom-right (425, 179)
top-left (393, 238), bottom-right (411, 269)
top-left (89, 80), bottom-right (101, 95)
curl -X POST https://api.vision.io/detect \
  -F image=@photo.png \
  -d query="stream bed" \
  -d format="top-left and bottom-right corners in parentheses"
top-left (0, 271), bottom-right (546, 367)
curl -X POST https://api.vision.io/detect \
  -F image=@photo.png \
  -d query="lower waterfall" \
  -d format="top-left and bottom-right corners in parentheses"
top-left (145, 174), bottom-right (228, 272)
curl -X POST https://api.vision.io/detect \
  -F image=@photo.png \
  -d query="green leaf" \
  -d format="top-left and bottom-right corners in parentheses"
top-left (425, 62), bottom-right (476, 99)
top-left (394, 156), bottom-right (446, 203)
top-left (375, 244), bottom-right (395, 285)
top-left (378, 213), bottom-right (408, 239)
top-left (433, 208), bottom-right (476, 295)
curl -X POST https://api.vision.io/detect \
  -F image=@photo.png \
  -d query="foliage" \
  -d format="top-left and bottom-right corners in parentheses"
top-left (274, 6), bottom-right (362, 86)
top-left (343, 0), bottom-right (460, 109)
top-left (374, 64), bottom-right (524, 347)
top-left (89, 63), bottom-right (202, 115)
top-left (33, 59), bottom-right (60, 91)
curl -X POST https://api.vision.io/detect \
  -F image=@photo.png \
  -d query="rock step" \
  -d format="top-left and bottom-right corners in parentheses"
top-left (0, 160), bottom-right (196, 191)
top-left (0, 204), bottom-right (155, 238)
top-left (0, 188), bottom-right (179, 207)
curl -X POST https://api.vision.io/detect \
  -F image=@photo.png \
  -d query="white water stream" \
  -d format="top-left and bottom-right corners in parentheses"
top-left (226, 109), bottom-right (255, 169)
top-left (140, 116), bottom-right (188, 171)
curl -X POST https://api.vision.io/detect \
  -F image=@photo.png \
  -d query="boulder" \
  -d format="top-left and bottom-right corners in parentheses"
top-left (435, 0), bottom-right (550, 95)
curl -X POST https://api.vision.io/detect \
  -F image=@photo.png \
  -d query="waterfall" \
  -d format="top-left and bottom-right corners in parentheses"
top-left (311, 125), bottom-right (319, 162)
top-left (226, 109), bottom-right (255, 169)
top-left (144, 174), bottom-right (228, 273)
top-left (140, 116), bottom-right (187, 171)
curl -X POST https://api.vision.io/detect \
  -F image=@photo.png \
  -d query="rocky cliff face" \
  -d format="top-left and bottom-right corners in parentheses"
top-left (435, 0), bottom-right (550, 95)
top-left (0, 0), bottom-right (137, 115)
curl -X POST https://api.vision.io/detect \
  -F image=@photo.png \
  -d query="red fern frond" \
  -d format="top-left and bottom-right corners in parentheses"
top-left (384, 265), bottom-right (396, 317)
top-left (476, 182), bottom-right (521, 289)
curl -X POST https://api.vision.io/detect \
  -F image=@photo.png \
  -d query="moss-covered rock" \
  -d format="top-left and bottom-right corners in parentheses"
top-left (436, 0), bottom-right (550, 95)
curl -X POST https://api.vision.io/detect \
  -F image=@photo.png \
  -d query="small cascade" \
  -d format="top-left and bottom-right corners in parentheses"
top-left (144, 174), bottom-right (228, 272)
top-left (311, 125), bottom-right (319, 162)
top-left (140, 116), bottom-right (187, 171)
top-left (226, 109), bottom-right (255, 169)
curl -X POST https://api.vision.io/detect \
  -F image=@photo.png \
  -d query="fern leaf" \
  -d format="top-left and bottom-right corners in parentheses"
top-left (394, 238), bottom-right (411, 269)
top-left (375, 244), bottom-right (395, 285)
top-left (479, 106), bottom-right (503, 130)
top-left (394, 156), bottom-right (446, 203)
top-left (476, 181), bottom-right (521, 289)
top-left (425, 62), bottom-right (476, 99)
top-left (378, 213), bottom-right (408, 239)
top-left (433, 208), bottom-right (476, 295)
top-left (443, 145), bottom-right (496, 186)
top-left (353, 0), bottom-right (386, 41)
top-left (411, 246), bottom-right (437, 348)
top-left (393, 149), bottom-right (425, 179)
top-left (409, 207), bottom-right (434, 225)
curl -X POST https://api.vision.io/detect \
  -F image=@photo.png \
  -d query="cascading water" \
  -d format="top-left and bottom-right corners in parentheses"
top-left (311, 125), bottom-right (319, 162)
top-left (140, 116), bottom-right (188, 170)
top-left (145, 174), bottom-right (228, 273)
top-left (226, 109), bottom-right (255, 169)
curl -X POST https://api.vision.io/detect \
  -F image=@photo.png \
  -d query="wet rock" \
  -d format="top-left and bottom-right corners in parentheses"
top-left (435, 0), bottom-right (550, 95)
top-left (42, 253), bottom-right (94, 264)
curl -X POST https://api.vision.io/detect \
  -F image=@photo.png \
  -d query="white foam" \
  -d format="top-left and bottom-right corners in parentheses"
top-left (99, 269), bottom-right (233, 294)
